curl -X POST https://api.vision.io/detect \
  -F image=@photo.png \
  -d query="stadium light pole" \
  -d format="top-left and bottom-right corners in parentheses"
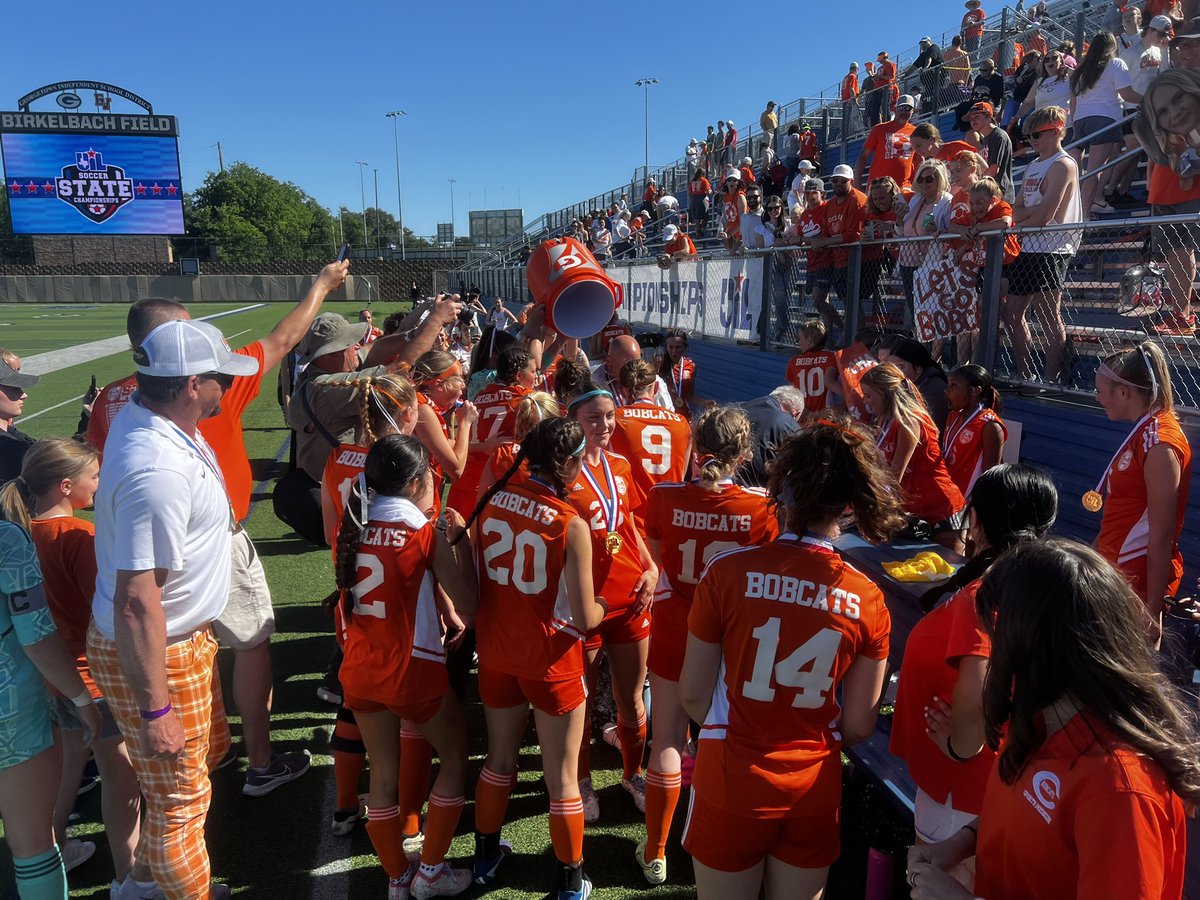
top-left (355, 160), bottom-right (368, 250)
top-left (448, 178), bottom-right (457, 245)
top-left (385, 110), bottom-right (407, 260)
top-left (634, 77), bottom-right (660, 175)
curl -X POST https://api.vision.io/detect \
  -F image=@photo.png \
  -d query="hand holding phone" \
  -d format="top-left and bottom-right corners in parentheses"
top-left (337, 243), bottom-right (350, 262)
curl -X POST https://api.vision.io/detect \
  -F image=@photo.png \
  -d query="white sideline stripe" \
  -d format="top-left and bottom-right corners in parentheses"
top-left (19, 304), bottom-right (266, 376)
top-left (17, 393), bottom-right (85, 423)
top-left (309, 728), bottom-right (350, 900)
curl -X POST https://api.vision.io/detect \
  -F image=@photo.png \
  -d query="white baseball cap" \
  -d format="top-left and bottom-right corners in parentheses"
top-left (662, 224), bottom-right (679, 240)
top-left (797, 159), bottom-right (815, 171)
top-left (897, 94), bottom-right (917, 110)
top-left (829, 164), bottom-right (856, 181)
top-left (135, 320), bottom-right (260, 378)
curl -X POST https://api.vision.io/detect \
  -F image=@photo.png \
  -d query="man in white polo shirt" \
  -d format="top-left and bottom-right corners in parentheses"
top-left (88, 319), bottom-right (258, 900)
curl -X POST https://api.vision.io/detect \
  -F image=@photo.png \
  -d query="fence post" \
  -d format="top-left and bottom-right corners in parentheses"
top-left (998, 8), bottom-right (1010, 71)
top-left (759, 254), bottom-right (771, 351)
top-left (1074, 10), bottom-right (1085, 61)
top-left (977, 234), bottom-right (1005, 372)
top-left (822, 107), bottom-right (832, 164)
top-left (845, 244), bottom-right (864, 341)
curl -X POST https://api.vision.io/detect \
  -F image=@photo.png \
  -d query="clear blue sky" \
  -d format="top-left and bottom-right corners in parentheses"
top-left (3, 0), bottom-right (965, 239)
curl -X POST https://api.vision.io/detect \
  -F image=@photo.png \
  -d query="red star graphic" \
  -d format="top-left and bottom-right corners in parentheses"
top-left (9, 181), bottom-right (21, 193)
top-left (26, 181), bottom-right (38, 193)
top-left (86, 148), bottom-right (97, 159)
top-left (135, 183), bottom-right (147, 195)
top-left (42, 182), bottom-right (54, 193)
top-left (166, 183), bottom-right (178, 195)
top-left (151, 183), bottom-right (162, 195)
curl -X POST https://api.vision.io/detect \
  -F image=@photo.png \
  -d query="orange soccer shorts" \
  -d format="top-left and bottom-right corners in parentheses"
top-left (584, 603), bottom-right (652, 652)
top-left (477, 665), bottom-right (587, 717)
top-left (343, 693), bottom-right (442, 725)
top-left (682, 790), bottom-right (841, 872)
top-left (646, 596), bottom-right (689, 681)
top-left (88, 624), bottom-right (220, 900)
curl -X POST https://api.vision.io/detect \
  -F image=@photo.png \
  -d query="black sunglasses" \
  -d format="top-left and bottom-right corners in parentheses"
top-left (200, 372), bottom-right (236, 390)
top-left (916, 175), bottom-right (937, 184)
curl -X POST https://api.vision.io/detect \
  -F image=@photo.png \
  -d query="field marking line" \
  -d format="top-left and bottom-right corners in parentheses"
top-left (20, 304), bottom-right (267, 377)
top-left (243, 434), bottom-right (292, 524)
top-left (18, 393), bottom-right (85, 423)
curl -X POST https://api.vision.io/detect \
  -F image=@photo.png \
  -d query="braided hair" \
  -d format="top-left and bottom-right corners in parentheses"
top-left (351, 373), bottom-right (417, 447)
top-left (692, 405), bottom-right (752, 485)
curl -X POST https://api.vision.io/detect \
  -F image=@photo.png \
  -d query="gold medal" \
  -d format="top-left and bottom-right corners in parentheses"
top-left (1081, 490), bottom-right (1104, 513)
top-left (606, 531), bottom-right (623, 554)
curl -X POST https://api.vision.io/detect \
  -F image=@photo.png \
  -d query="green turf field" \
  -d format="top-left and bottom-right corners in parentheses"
top-left (1, 302), bottom-right (912, 899)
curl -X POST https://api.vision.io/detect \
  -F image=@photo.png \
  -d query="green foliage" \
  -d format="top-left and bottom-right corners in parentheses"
top-left (337, 205), bottom-right (432, 252)
top-left (186, 162), bottom-right (339, 262)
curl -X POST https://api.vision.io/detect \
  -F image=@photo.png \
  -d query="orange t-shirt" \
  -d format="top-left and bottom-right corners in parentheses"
top-left (610, 399), bottom-right (692, 505)
top-left (891, 580), bottom-right (995, 812)
top-left (841, 73), bottom-right (860, 102)
top-left (474, 479), bottom-right (586, 681)
top-left (598, 323), bottom-right (631, 355)
top-left (800, 203), bottom-right (833, 271)
top-left (664, 357), bottom-right (696, 418)
top-left (819, 189), bottom-right (869, 268)
top-left (336, 497), bottom-right (448, 708)
top-left (861, 121), bottom-right (916, 189)
top-left (949, 199), bottom-right (1020, 265)
top-left (786, 350), bottom-right (837, 412)
top-left (835, 342), bottom-right (879, 422)
top-left (447, 381), bottom-right (527, 515)
top-left (1148, 158), bottom-right (1200, 208)
top-left (975, 711), bottom-right (1186, 900)
top-left (1096, 411), bottom-right (1192, 599)
top-left (87, 341), bottom-right (267, 521)
top-left (688, 534), bottom-right (890, 815)
top-left (961, 7), bottom-right (986, 39)
top-left (665, 233), bottom-right (697, 257)
top-left (722, 190), bottom-right (745, 240)
top-left (322, 442), bottom-right (368, 552)
top-left (942, 406), bottom-right (1007, 496)
top-left (688, 177), bottom-right (711, 197)
top-left (416, 391), bottom-right (450, 512)
top-left (877, 413), bottom-right (966, 522)
top-left (567, 451), bottom-right (645, 616)
top-left (29, 516), bottom-right (99, 697)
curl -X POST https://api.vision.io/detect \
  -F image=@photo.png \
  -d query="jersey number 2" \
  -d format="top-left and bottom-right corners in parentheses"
top-left (742, 619), bottom-right (840, 709)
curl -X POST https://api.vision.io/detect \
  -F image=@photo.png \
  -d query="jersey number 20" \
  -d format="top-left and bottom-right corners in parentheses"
top-left (481, 519), bottom-right (548, 595)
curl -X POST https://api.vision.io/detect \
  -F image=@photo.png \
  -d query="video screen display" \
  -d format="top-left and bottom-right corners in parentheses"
top-left (2, 132), bottom-right (183, 235)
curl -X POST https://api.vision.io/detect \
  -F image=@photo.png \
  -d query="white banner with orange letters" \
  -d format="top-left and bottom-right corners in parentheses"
top-left (611, 256), bottom-right (764, 342)
top-left (913, 249), bottom-right (979, 342)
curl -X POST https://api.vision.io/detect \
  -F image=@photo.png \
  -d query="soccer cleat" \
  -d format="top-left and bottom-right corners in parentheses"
top-left (579, 778), bottom-right (600, 823)
top-left (411, 863), bottom-right (473, 898)
top-left (472, 839), bottom-right (513, 885)
top-left (402, 831), bottom-right (425, 862)
top-left (330, 794), bottom-right (367, 836)
top-left (622, 773), bottom-right (647, 812)
top-left (316, 666), bottom-right (343, 706)
top-left (387, 862), bottom-right (419, 900)
top-left (635, 839), bottom-right (667, 885)
top-left (557, 875), bottom-right (593, 900)
top-left (242, 749), bottom-right (312, 797)
top-left (62, 838), bottom-right (96, 873)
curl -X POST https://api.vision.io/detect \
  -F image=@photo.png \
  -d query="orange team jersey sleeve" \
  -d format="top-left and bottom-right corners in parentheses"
top-left (567, 452), bottom-right (645, 615)
top-left (610, 401), bottom-right (692, 504)
top-left (447, 382), bottom-right (527, 515)
top-left (480, 440), bottom-right (525, 502)
top-left (975, 712), bottom-right (1186, 900)
top-left (337, 497), bottom-right (449, 710)
top-left (86, 373), bottom-right (138, 453)
top-left (198, 341), bottom-right (267, 521)
top-left (785, 350), bottom-right (837, 412)
top-left (645, 480), bottom-right (778, 608)
top-left (474, 479), bottom-right (587, 682)
top-left (29, 516), bottom-right (100, 697)
top-left (322, 442), bottom-right (369, 551)
top-left (688, 535), bottom-right (889, 815)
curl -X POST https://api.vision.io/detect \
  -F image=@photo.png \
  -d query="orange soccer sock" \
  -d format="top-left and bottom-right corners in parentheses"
top-left (474, 766), bottom-right (516, 835)
top-left (617, 713), bottom-right (647, 782)
top-left (643, 768), bottom-right (682, 860)
top-left (331, 708), bottom-right (366, 811)
top-left (548, 796), bottom-right (585, 865)
top-left (399, 728), bottom-right (433, 835)
top-left (365, 806), bottom-right (410, 879)
top-left (421, 793), bottom-right (465, 868)
top-left (578, 719), bottom-right (592, 781)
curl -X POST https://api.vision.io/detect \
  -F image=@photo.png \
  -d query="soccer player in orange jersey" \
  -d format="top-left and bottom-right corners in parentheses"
top-left (785, 319), bottom-right (837, 414)
top-left (477, 392), bottom-right (561, 499)
top-left (908, 541), bottom-right (1200, 900)
top-left (458, 418), bottom-right (607, 900)
top-left (446, 346), bottom-right (535, 516)
top-left (635, 407), bottom-right (778, 885)
top-left (567, 387), bottom-right (658, 822)
top-left (333, 436), bottom-right (478, 898)
top-left (941, 366), bottom-right (1006, 499)
top-left (611, 360), bottom-right (692, 509)
top-left (411, 351), bottom-right (478, 510)
top-left (1093, 344), bottom-right (1192, 625)
top-left (679, 419), bottom-right (905, 899)
top-left (657, 329), bottom-right (698, 419)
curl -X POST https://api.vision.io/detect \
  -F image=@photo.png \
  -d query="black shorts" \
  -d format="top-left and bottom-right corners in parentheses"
top-left (1152, 200), bottom-right (1200, 253)
top-left (1005, 252), bottom-right (1071, 296)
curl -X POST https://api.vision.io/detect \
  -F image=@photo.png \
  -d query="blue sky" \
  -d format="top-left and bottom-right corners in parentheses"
top-left (3, 0), bottom-right (961, 239)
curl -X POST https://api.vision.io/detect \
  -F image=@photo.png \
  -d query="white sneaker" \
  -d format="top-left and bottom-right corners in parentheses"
top-left (114, 876), bottom-right (166, 899)
top-left (1090, 200), bottom-right (1114, 214)
top-left (387, 861), bottom-right (419, 900)
top-left (635, 839), bottom-right (667, 885)
top-left (411, 863), bottom-right (472, 898)
top-left (330, 794), bottom-right (366, 836)
top-left (402, 831), bottom-right (425, 862)
top-left (61, 838), bottom-right (96, 873)
top-left (622, 774), bottom-right (647, 812)
top-left (579, 778), bottom-right (600, 824)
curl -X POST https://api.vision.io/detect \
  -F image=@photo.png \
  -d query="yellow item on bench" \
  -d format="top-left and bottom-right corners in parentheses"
top-left (882, 551), bottom-right (955, 582)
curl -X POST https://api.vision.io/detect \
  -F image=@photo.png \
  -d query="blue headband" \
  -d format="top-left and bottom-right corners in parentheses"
top-left (567, 388), bottom-right (614, 411)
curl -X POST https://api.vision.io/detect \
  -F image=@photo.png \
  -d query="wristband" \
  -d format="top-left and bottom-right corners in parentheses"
top-left (946, 734), bottom-right (974, 762)
top-left (71, 690), bottom-right (93, 709)
top-left (139, 703), bottom-right (172, 721)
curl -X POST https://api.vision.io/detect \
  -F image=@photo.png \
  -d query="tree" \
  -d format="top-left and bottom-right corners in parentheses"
top-left (336, 206), bottom-right (433, 252)
top-left (187, 162), bottom-right (339, 262)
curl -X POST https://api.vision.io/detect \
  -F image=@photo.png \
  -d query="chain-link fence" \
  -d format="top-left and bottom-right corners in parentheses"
top-left (754, 214), bottom-right (1200, 410)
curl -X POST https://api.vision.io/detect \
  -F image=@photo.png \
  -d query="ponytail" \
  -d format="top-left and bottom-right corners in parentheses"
top-left (952, 364), bottom-right (1003, 416)
top-left (0, 438), bottom-right (98, 531)
top-left (0, 478), bottom-right (33, 530)
top-left (693, 405), bottom-right (753, 485)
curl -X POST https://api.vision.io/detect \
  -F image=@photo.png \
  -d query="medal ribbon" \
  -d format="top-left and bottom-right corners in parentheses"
top-left (673, 357), bottom-right (688, 397)
top-left (1091, 412), bottom-right (1154, 497)
top-left (581, 453), bottom-right (619, 533)
top-left (164, 419), bottom-right (236, 528)
top-left (943, 404), bottom-right (984, 452)
top-left (778, 532), bottom-right (837, 554)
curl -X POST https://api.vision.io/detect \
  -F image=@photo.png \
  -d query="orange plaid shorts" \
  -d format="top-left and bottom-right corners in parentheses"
top-left (88, 623), bottom-right (223, 900)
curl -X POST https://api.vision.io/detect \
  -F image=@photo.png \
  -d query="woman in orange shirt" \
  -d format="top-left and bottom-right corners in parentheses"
top-left (892, 465), bottom-right (1056, 849)
top-left (908, 540), bottom-right (1200, 900)
top-left (0, 439), bottom-right (146, 894)
top-left (612, 359), bottom-right (692, 505)
top-left (411, 350), bottom-right (479, 505)
top-left (477, 391), bottom-right (561, 499)
top-left (941, 365), bottom-right (1006, 498)
top-left (680, 418), bottom-right (905, 899)
top-left (657, 329), bottom-right (698, 418)
top-left (334, 435), bottom-right (478, 898)
top-left (636, 406), bottom-right (778, 886)
top-left (567, 386), bottom-right (658, 822)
